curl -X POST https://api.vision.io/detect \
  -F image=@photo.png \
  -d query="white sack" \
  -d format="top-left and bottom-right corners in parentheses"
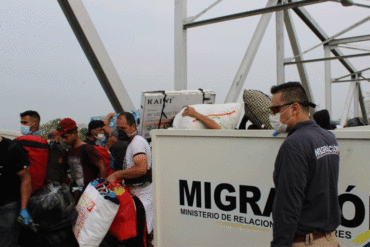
top-left (73, 184), bottom-right (119, 247)
top-left (172, 103), bottom-right (243, 130)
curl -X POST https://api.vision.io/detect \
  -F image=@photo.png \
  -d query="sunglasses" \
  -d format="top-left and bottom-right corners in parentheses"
top-left (269, 102), bottom-right (295, 115)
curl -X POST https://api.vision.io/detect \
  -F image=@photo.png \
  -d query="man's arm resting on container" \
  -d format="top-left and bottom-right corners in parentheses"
top-left (107, 154), bottom-right (148, 183)
top-left (182, 105), bottom-right (221, 129)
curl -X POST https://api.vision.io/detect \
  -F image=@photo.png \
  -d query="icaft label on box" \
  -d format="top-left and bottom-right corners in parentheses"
top-left (138, 90), bottom-right (216, 138)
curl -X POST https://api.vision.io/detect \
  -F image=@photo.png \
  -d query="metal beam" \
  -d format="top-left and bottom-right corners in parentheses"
top-left (286, 14), bottom-right (370, 62)
top-left (174, 0), bottom-right (187, 90)
top-left (358, 83), bottom-right (369, 124)
top-left (184, 0), bottom-right (327, 29)
top-left (291, 3), bottom-right (358, 74)
top-left (336, 45), bottom-right (370, 53)
top-left (276, 2), bottom-right (285, 85)
top-left (335, 67), bottom-right (370, 80)
top-left (186, 0), bottom-right (223, 24)
top-left (353, 76), bottom-right (360, 120)
top-left (58, 0), bottom-right (135, 112)
top-left (284, 9), bottom-right (315, 117)
top-left (329, 0), bottom-right (370, 9)
top-left (225, 0), bottom-right (278, 103)
top-left (340, 82), bottom-right (356, 126)
top-left (330, 34), bottom-right (370, 45)
top-left (333, 78), bottom-right (370, 83)
top-left (285, 52), bottom-right (370, 65)
top-left (324, 45), bottom-right (332, 114)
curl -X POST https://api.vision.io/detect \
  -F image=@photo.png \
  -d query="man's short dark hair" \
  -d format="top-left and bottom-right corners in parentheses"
top-left (88, 120), bottom-right (105, 135)
top-left (118, 112), bottom-right (136, 126)
top-left (20, 110), bottom-right (40, 122)
top-left (270, 82), bottom-right (310, 111)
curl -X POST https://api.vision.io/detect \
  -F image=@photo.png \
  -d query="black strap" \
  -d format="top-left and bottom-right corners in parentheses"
top-left (8, 140), bottom-right (18, 151)
top-left (16, 139), bottom-right (49, 149)
top-left (198, 88), bottom-right (211, 104)
top-left (157, 91), bottom-right (167, 130)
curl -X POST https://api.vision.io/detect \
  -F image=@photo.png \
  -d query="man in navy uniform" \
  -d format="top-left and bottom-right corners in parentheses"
top-left (269, 82), bottom-right (340, 247)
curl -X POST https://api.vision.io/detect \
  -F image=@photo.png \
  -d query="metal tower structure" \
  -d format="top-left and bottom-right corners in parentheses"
top-left (56, 0), bottom-right (370, 126)
top-left (175, 0), bottom-right (370, 125)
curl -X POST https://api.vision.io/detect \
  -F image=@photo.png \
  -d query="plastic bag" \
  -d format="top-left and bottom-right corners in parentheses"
top-left (109, 183), bottom-right (137, 241)
top-left (73, 179), bottom-right (119, 247)
top-left (27, 181), bottom-right (78, 231)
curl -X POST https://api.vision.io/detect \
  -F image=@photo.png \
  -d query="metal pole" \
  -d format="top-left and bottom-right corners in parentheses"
top-left (291, 4), bottom-right (357, 74)
top-left (340, 82), bottom-right (356, 126)
top-left (354, 80), bottom-right (360, 117)
top-left (58, 0), bottom-right (135, 112)
top-left (286, 14), bottom-right (370, 62)
top-left (276, 2), bottom-right (285, 85)
top-left (358, 83), bottom-right (369, 125)
top-left (186, 0), bottom-right (223, 24)
top-left (174, 0), bottom-right (187, 90)
top-left (284, 52), bottom-right (370, 65)
top-left (324, 45), bottom-right (332, 115)
top-left (225, 0), bottom-right (278, 103)
top-left (284, 9), bottom-right (315, 117)
top-left (184, 0), bottom-right (326, 29)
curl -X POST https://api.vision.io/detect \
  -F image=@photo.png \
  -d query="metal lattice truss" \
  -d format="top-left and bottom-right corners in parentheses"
top-left (175, 0), bottom-right (370, 125)
top-left (57, 0), bottom-right (370, 126)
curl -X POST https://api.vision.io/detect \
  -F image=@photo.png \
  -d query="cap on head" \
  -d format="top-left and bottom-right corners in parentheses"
top-left (88, 120), bottom-right (105, 134)
top-left (55, 118), bottom-right (78, 136)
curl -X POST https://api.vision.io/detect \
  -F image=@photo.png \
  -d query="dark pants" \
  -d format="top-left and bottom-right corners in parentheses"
top-left (0, 201), bottom-right (21, 247)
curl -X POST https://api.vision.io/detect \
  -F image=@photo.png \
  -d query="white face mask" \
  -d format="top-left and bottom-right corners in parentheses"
top-left (127, 130), bottom-right (137, 138)
top-left (95, 133), bottom-right (106, 141)
top-left (269, 105), bottom-right (292, 134)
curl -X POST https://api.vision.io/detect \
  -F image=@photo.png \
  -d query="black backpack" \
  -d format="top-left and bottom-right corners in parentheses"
top-left (44, 143), bottom-right (68, 185)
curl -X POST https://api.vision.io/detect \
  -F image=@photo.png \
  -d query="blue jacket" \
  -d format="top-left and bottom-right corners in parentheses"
top-left (271, 120), bottom-right (341, 247)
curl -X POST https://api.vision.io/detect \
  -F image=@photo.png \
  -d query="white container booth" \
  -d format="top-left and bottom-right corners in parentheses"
top-left (151, 128), bottom-right (370, 247)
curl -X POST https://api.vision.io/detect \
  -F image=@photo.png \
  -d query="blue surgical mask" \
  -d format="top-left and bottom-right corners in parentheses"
top-left (21, 125), bottom-right (32, 135)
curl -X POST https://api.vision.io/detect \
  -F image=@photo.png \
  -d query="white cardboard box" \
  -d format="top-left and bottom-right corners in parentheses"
top-left (138, 90), bottom-right (216, 139)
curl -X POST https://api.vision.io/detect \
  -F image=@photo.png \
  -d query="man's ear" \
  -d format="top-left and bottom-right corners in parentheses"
top-left (292, 103), bottom-right (300, 116)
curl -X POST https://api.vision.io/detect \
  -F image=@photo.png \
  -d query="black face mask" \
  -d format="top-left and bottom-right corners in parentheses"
top-left (118, 129), bottom-right (129, 141)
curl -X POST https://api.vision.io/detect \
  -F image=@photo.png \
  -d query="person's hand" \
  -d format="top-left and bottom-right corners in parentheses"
top-left (106, 136), bottom-right (118, 148)
top-left (182, 105), bottom-right (198, 118)
top-left (107, 172), bottom-right (118, 184)
top-left (18, 208), bottom-right (32, 226)
top-left (104, 113), bottom-right (116, 125)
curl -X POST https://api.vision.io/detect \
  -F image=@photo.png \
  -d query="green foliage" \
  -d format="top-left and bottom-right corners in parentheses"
top-left (39, 118), bottom-right (61, 139)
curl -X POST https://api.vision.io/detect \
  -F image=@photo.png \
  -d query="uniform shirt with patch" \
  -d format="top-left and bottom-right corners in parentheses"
top-left (271, 120), bottom-right (340, 247)
top-left (0, 137), bottom-right (29, 206)
top-left (123, 135), bottom-right (153, 233)
top-left (67, 145), bottom-right (101, 187)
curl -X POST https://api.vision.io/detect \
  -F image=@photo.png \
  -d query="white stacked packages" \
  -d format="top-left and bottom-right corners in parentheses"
top-left (172, 103), bottom-right (243, 130)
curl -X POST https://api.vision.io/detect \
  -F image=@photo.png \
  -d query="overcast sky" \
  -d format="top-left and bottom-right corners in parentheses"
top-left (1, 0), bottom-right (370, 131)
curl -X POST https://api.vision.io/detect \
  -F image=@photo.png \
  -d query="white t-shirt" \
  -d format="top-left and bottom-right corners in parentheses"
top-left (123, 135), bottom-right (153, 233)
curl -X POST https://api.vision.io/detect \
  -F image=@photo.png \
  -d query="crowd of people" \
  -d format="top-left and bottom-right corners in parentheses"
top-left (1, 111), bottom-right (152, 247)
top-left (1, 81), bottom-right (352, 247)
